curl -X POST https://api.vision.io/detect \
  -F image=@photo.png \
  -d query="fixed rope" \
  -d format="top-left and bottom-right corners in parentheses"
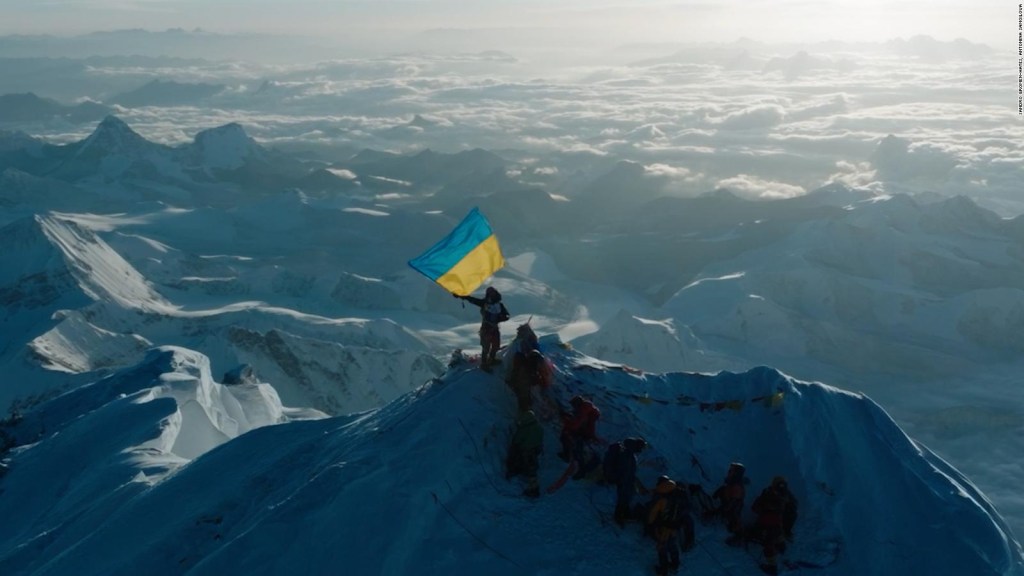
top-left (430, 491), bottom-right (527, 572)
top-left (458, 417), bottom-right (506, 496)
top-left (694, 535), bottom-right (740, 576)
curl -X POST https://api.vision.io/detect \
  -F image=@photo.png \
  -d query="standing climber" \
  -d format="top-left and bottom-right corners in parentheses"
top-left (456, 286), bottom-right (510, 370)
top-left (506, 349), bottom-right (547, 413)
top-left (506, 410), bottom-right (544, 498)
top-left (750, 476), bottom-right (799, 575)
top-left (647, 475), bottom-right (685, 575)
top-left (611, 436), bottom-right (648, 526)
top-left (713, 462), bottom-right (747, 544)
top-left (559, 396), bottom-right (602, 477)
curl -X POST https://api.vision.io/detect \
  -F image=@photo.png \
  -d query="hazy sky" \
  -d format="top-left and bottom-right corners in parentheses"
top-left (2, 0), bottom-right (1008, 46)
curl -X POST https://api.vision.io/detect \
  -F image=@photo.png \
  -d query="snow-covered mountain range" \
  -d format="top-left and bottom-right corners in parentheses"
top-left (1, 115), bottom-right (1023, 573)
top-left (0, 206), bottom-right (442, 417)
top-left (576, 192), bottom-right (1024, 384)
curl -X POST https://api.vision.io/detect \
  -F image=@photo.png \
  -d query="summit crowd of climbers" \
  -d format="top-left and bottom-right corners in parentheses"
top-left (455, 286), bottom-right (800, 576)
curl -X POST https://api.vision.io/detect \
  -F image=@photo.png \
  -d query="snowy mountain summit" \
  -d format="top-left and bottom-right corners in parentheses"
top-left (76, 115), bottom-right (155, 156)
top-left (53, 115), bottom-right (173, 181)
top-left (189, 122), bottom-right (265, 170)
top-left (0, 336), bottom-right (1019, 575)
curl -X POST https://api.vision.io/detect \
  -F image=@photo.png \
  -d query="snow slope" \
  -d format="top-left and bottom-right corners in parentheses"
top-left (0, 212), bottom-right (175, 405)
top-left (52, 115), bottom-right (181, 183)
top-left (0, 213), bottom-right (173, 316)
top-left (2, 116), bottom-right (1024, 553)
top-left (186, 123), bottom-right (266, 170)
top-left (0, 211), bottom-right (444, 417)
top-left (651, 194), bottom-right (1024, 381)
top-left (0, 346), bottom-right (323, 573)
top-left (1, 337), bottom-right (1018, 575)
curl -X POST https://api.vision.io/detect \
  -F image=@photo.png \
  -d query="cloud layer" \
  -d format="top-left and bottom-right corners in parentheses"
top-left (3, 37), bottom-right (1020, 213)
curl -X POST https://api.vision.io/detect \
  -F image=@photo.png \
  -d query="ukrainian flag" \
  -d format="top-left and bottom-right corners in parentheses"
top-left (408, 207), bottom-right (505, 296)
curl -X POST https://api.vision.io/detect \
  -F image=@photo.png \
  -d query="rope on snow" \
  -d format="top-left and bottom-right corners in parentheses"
top-left (430, 491), bottom-right (528, 572)
top-left (458, 417), bottom-right (506, 496)
top-left (694, 534), bottom-right (740, 576)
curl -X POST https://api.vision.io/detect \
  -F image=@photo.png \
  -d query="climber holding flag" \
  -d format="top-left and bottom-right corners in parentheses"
top-left (409, 207), bottom-right (510, 369)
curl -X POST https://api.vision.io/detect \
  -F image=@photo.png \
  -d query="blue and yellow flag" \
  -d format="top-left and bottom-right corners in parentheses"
top-left (408, 207), bottom-right (505, 296)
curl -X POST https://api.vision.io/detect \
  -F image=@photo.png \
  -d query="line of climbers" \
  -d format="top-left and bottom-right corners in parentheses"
top-left (457, 285), bottom-right (801, 576)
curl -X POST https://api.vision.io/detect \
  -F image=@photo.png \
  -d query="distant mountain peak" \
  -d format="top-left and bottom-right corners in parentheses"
top-left (191, 122), bottom-right (263, 169)
top-left (923, 194), bottom-right (1001, 230)
top-left (0, 167), bottom-right (41, 189)
top-left (0, 214), bottom-right (171, 314)
top-left (81, 115), bottom-right (151, 151)
top-left (800, 182), bottom-right (878, 207)
top-left (0, 92), bottom-right (110, 124)
top-left (0, 129), bottom-right (43, 153)
top-left (408, 114), bottom-right (436, 129)
top-left (706, 187), bottom-right (746, 202)
top-left (885, 35), bottom-right (992, 59)
top-left (110, 79), bottom-right (225, 108)
top-left (455, 147), bottom-right (503, 163)
top-left (196, 122), bottom-right (249, 141)
top-left (347, 148), bottom-right (399, 165)
top-left (0, 92), bottom-right (49, 105)
top-left (96, 114), bottom-right (133, 132)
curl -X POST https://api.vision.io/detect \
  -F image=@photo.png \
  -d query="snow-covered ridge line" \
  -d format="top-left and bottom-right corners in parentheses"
top-left (35, 213), bottom-right (174, 313)
top-left (0, 345), bottom-right (324, 574)
top-left (0, 210), bottom-right (444, 415)
top-left (0, 338), bottom-right (1017, 575)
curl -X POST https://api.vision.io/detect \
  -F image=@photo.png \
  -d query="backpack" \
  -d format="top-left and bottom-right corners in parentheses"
top-left (602, 442), bottom-right (625, 484)
top-left (515, 322), bottom-right (540, 353)
top-left (523, 350), bottom-right (553, 389)
top-left (689, 484), bottom-right (718, 521)
top-left (658, 488), bottom-right (689, 529)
